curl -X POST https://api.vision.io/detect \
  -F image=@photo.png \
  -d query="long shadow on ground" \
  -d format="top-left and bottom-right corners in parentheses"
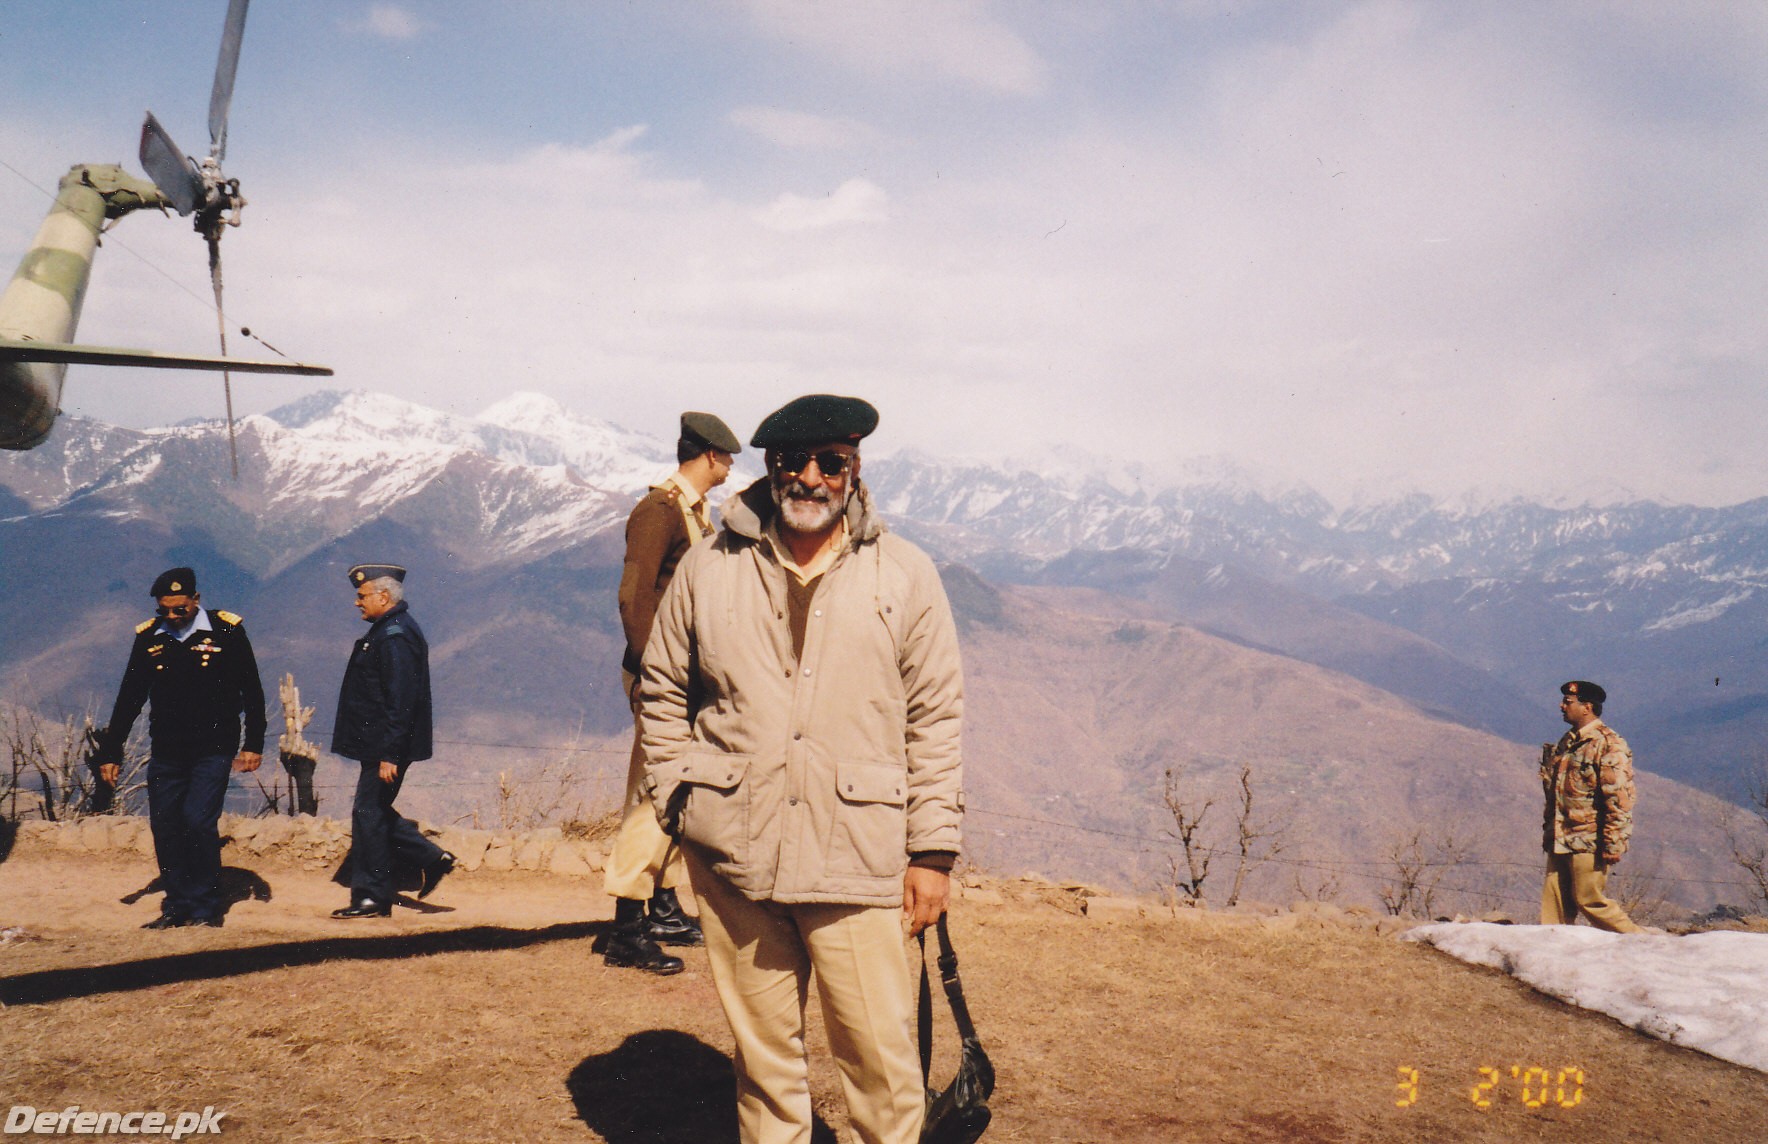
top-left (568, 1030), bottom-right (837, 1144)
top-left (0, 921), bottom-right (604, 1006)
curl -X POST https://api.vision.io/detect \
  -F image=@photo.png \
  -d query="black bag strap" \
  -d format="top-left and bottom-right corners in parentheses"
top-left (918, 914), bottom-right (980, 1086)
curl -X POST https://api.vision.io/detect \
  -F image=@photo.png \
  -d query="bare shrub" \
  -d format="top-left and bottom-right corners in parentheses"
top-left (1721, 758), bottom-right (1768, 912)
top-left (464, 725), bottom-right (606, 834)
top-left (1377, 824), bottom-right (1482, 918)
top-left (1159, 761), bottom-right (1289, 909)
top-left (1, 704), bottom-right (147, 821)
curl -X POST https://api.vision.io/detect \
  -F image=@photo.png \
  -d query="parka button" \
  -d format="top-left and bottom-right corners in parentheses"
top-left (793, 732), bottom-right (802, 740)
top-left (802, 668), bottom-right (811, 677)
top-left (789, 797), bottom-right (799, 806)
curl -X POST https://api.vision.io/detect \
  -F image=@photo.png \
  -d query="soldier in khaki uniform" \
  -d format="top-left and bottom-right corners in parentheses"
top-left (1540, 680), bottom-right (1641, 932)
top-left (602, 411), bottom-right (742, 973)
top-left (641, 394), bottom-right (964, 1144)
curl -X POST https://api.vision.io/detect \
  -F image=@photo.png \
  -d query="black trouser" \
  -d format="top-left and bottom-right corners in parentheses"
top-left (349, 760), bottom-right (442, 903)
top-left (147, 752), bottom-right (232, 920)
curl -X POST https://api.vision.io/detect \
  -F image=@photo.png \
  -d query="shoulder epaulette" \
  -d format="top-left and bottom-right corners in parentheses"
top-left (135, 619), bottom-right (156, 634)
top-left (214, 610), bottom-right (242, 625)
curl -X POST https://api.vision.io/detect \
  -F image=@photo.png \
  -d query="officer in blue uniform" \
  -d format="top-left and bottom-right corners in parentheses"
top-left (94, 567), bottom-right (265, 928)
top-left (331, 564), bottom-right (453, 918)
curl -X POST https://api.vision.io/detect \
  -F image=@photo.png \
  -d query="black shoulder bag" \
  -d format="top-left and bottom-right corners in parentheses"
top-left (918, 914), bottom-right (995, 1144)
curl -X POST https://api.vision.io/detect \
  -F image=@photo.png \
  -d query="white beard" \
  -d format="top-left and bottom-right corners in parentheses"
top-left (774, 481), bottom-right (844, 534)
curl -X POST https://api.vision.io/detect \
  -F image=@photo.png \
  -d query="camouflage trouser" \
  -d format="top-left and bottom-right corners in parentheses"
top-left (1540, 852), bottom-right (1639, 933)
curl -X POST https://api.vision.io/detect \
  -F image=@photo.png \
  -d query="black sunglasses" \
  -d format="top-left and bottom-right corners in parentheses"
top-left (155, 603), bottom-right (197, 618)
top-left (773, 449), bottom-right (855, 478)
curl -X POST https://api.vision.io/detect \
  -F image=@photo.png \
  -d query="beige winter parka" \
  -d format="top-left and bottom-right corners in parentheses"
top-left (638, 477), bottom-right (964, 906)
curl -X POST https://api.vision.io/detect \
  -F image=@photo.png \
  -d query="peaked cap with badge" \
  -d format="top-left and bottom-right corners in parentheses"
top-left (349, 564), bottom-right (407, 587)
top-left (150, 567), bottom-right (197, 597)
top-left (750, 394), bottom-right (878, 448)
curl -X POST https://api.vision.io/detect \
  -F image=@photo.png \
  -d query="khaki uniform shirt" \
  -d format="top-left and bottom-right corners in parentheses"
top-left (617, 471), bottom-right (713, 672)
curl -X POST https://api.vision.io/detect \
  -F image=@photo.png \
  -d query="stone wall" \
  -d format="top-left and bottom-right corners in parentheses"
top-left (8, 815), bottom-right (610, 881)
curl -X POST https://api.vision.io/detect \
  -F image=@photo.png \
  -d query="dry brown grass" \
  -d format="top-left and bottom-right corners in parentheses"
top-left (1, 849), bottom-right (1764, 1143)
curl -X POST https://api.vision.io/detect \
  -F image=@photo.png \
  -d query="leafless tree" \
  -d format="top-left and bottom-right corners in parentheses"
top-left (1161, 763), bottom-right (1214, 906)
top-left (1223, 763), bottom-right (1286, 907)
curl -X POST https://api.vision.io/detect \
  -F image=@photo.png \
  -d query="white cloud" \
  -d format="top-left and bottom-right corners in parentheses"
top-left (756, 178), bottom-right (890, 231)
top-left (356, 4), bottom-right (423, 41)
top-left (739, 0), bottom-right (1046, 95)
top-left (31, 2), bottom-right (1768, 507)
top-left (728, 106), bottom-right (881, 150)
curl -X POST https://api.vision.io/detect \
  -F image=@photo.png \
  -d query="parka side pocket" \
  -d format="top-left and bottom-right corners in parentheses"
top-left (828, 757), bottom-right (909, 878)
top-left (668, 752), bottom-right (753, 868)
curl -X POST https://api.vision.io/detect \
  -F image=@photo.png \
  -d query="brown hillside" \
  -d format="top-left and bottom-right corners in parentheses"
top-left (953, 586), bottom-right (1742, 917)
top-left (2, 842), bottom-right (1764, 1143)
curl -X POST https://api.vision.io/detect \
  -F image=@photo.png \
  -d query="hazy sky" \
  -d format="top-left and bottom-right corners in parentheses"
top-left (2, 2), bottom-right (1763, 505)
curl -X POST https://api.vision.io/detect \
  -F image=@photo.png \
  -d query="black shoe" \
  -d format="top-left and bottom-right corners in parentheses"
top-left (647, 887), bottom-right (704, 947)
top-left (142, 913), bottom-right (186, 930)
top-left (418, 852), bottom-right (457, 900)
top-left (605, 898), bottom-right (684, 975)
top-left (332, 899), bottom-right (392, 919)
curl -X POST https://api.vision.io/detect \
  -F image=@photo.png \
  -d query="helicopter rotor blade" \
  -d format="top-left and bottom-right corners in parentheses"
top-left (139, 112), bottom-right (204, 216)
top-left (207, 0), bottom-right (251, 163)
top-left (207, 234), bottom-right (241, 480)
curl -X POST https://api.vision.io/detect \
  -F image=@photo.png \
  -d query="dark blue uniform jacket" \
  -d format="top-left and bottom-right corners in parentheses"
top-left (332, 601), bottom-right (433, 765)
top-left (95, 610), bottom-right (266, 763)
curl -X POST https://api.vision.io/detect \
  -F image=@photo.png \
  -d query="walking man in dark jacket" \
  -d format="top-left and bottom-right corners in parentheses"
top-left (94, 567), bottom-right (265, 929)
top-left (332, 564), bottom-right (453, 918)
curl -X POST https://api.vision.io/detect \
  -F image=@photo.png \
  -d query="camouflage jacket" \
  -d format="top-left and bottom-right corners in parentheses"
top-left (1540, 719), bottom-right (1634, 859)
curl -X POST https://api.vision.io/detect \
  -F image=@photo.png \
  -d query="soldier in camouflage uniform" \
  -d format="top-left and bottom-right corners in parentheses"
top-left (1539, 680), bottom-right (1641, 932)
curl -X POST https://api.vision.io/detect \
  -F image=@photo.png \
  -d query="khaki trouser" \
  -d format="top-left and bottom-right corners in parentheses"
top-left (1541, 851), bottom-right (1640, 932)
top-left (687, 846), bottom-right (925, 1144)
top-left (603, 674), bottom-right (686, 899)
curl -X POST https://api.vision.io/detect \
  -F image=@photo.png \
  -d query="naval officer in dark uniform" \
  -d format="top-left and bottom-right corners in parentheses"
top-left (94, 567), bottom-right (265, 928)
top-left (332, 564), bottom-right (453, 918)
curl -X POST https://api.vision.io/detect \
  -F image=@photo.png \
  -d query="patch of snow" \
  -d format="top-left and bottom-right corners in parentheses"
top-left (1406, 922), bottom-right (1768, 1072)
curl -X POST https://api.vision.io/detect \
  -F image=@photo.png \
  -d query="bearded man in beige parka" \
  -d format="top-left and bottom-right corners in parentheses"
top-left (640, 394), bottom-right (963, 1144)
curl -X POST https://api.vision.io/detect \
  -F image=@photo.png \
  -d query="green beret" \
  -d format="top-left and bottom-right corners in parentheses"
top-left (150, 567), bottom-right (197, 597)
top-left (349, 564), bottom-right (407, 587)
top-left (680, 412), bottom-right (742, 454)
top-left (750, 394), bottom-right (879, 448)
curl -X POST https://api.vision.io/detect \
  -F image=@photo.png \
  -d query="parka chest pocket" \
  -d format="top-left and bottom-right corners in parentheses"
top-left (672, 753), bottom-right (753, 867)
top-left (829, 758), bottom-right (908, 877)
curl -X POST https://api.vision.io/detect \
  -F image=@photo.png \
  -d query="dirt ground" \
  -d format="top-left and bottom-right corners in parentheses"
top-left (2, 845), bottom-right (1764, 1143)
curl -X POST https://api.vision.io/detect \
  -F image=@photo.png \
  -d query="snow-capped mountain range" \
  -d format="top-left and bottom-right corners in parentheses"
top-left (3, 388), bottom-right (1766, 802)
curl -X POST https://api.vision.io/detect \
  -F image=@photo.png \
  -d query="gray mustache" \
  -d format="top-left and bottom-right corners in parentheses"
top-left (782, 482), bottom-right (832, 502)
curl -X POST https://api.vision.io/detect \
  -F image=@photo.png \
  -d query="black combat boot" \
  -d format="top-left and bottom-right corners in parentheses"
top-left (646, 887), bottom-right (704, 947)
top-left (603, 897), bottom-right (684, 975)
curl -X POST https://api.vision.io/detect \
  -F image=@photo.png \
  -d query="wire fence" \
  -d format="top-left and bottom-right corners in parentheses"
top-left (244, 729), bottom-right (1766, 910)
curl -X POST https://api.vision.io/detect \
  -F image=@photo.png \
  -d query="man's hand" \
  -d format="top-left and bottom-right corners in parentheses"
top-left (903, 866), bottom-right (950, 936)
top-left (379, 760), bottom-right (399, 784)
top-left (233, 751), bottom-right (263, 774)
top-left (98, 763), bottom-right (120, 785)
